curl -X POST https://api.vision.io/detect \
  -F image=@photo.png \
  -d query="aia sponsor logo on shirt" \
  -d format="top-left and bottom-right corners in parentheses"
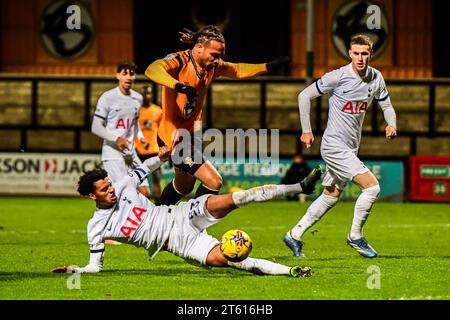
top-left (116, 118), bottom-right (132, 129)
top-left (120, 206), bottom-right (147, 240)
top-left (341, 101), bottom-right (368, 114)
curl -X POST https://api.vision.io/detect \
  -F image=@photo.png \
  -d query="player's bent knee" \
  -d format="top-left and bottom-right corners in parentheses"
top-left (173, 177), bottom-right (196, 195)
top-left (323, 186), bottom-right (341, 198)
top-left (363, 184), bottom-right (381, 199)
top-left (203, 175), bottom-right (223, 191)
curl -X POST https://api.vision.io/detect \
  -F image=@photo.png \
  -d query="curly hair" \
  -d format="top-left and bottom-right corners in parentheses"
top-left (179, 25), bottom-right (225, 46)
top-left (77, 168), bottom-right (108, 196)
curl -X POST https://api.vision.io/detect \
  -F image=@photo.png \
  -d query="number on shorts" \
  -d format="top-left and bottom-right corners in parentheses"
top-left (188, 201), bottom-right (200, 219)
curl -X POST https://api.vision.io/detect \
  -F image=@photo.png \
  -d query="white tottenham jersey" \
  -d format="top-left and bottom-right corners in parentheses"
top-left (316, 63), bottom-right (389, 152)
top-left (87, 166), bottom-right (174, 260)
top-left (94, 87), bottom-right (143, 160)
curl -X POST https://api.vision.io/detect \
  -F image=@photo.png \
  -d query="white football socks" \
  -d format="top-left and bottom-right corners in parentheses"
top-left (350, 184), bottom-right (380, 240)
top-left (290, 193), bottom-right (339, 240)
top-left (227, 257), bottom-right (290, 275)
top-left (232, 184), bottom-right (302, 208)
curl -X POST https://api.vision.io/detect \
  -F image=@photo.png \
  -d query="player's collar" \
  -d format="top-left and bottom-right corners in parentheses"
top-left (189, 50), bottom-right (204, 80)
top-left (348, 63), bottom-right (370, 80)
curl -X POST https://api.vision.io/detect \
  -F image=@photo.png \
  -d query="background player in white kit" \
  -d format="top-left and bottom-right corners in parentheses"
top-left (283, 35), bottom-right (397, 258)
top-left (91, 61), bottom-right (151, 198)
top-left (51, 146), bottom-right (323, 277)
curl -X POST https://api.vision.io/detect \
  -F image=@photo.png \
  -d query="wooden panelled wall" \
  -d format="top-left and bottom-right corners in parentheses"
top-left (0, 0), bottom-right (133, 74)
top-left (290, 0), bottom-right (433, 79)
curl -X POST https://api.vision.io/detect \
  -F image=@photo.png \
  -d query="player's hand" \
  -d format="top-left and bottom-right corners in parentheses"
top-left (158, 146), bottom-right (172, 162)
top-left (51, 265), bottom-right (77, 273)
top-left (51, 265), bottom-right (68, 273)
top-left (174, 83), bottom-right (197, 101)
top-left (386, 126), bottom-right (397, 140)
top-left (300, 132), bottom-right (314, 148)
top-left (140, 138), bottom-right (149, 150)
top-left (116, 136), bottom-right (129, 151)
top-left (266, 56), bottom-right (290, 72)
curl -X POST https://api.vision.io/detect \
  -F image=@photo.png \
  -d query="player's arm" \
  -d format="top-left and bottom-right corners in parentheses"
top-left (215, 56), bottom-right (290, 79)
top-left (375, 76), bottom-right (397, 139)
top-left (299, 69), bottom-right (340, 148)
top-left (145, 58), bottom-right (179, 89)
top-left (123, 146), bottom-right (172, 188)
top-left (134, 107), bottom-right (148, 149)
top-left (298, 83), bottom-right (322, 148)
top-left (91, 95), bottom-right (129, 150)
top-left (91, 95), bottom-right (120, 143)
top-left (145, 57), bottom-right (197, 102)
top-left (52, 221), bottom-right (105, 274)
top-left (215, 61), bottom-right (267, 79)
top-left (91, 116), bottom-right (119, 142)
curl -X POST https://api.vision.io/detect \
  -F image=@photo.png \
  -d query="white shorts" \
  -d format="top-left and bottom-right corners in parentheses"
top-left (320, 147), bottom-right (369, 190)
top-left (166, 195), bottom-right (221, 265)
top-left (102, 157), bottom-right (149, 187)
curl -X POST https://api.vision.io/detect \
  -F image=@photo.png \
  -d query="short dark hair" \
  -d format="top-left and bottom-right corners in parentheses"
top-left (117, 60), bottom-right (137, 73)
top-left (77, 168), bottom-right (108, 196)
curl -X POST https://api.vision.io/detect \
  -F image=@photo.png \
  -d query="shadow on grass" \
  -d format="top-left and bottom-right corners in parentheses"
top-left (0, 272), bottom-right (57, 281)
top-left (102, 268), bottom-right (254, 277)
top-left (377, 255), bottom-right (427, 259)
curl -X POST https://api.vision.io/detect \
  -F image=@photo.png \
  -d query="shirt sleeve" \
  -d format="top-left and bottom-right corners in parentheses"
top-left (214, 60), bottom-right (267, 79)
top-left (315, 69), bottom-right (341, 95)
top-left (91, 116), bottom-right (119, 142)
top-left (74, 216), bottom-right (105, 273)
top-left (145, 54), bottom-right (181, 89)
top-left (119, 166), bottom-right (152, 188)
top-left (94, 93), bottom-right (109, 120)
top-left (134, 106), bottom-right (145, 141)
top-left (374, 73), bottom-right (389, 102)
top-left (298, 82), bottom-right (322, 133)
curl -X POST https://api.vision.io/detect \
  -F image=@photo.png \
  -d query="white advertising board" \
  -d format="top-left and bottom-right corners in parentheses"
top-left (0, 153), bottom-right (101, 195)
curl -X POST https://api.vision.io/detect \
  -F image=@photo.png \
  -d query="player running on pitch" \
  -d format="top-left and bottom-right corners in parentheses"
top-left (283, 34), bottom-right (397, 259)
top-left (145, 25), bottom-right (290, 206)
top-left (51, 146), bottom-right (323, 277)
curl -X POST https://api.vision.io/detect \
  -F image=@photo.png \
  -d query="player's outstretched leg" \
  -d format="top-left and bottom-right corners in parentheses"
top-left (228, 257), bottom-right (312, 278)
top-left (232, 165), bottom-right (323, 208)
top-left (205, 245), bottom-right (311, 277)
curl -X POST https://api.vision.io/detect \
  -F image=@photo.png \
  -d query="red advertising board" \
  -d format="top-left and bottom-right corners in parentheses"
top-left (409, 156), bottom-right (450, 202)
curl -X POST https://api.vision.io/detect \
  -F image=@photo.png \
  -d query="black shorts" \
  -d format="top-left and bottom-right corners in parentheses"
top-left (157, 134), bottom-right (205, 175)
top-left (137, 152), bottom-right (159, 163)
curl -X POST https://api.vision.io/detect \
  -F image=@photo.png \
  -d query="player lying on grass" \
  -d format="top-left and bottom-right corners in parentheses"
top-left (51, 146), bottom-right (323, 277)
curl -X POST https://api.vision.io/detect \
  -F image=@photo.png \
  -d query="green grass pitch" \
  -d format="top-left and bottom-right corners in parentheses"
top-left (0, 197), bottom-right (449, 300)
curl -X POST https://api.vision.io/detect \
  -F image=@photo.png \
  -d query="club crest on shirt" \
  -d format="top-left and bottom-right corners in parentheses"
top-left (183, 156), bottom-right (195, 167)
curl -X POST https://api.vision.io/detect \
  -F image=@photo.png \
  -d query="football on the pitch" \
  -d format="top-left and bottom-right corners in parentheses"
top-left (220, 229), bottom-right (253, 262)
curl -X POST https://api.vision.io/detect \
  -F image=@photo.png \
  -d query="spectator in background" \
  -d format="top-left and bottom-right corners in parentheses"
top-left (282, 154), bottom-right (312, 202)
top-left (135, 85), bottom-right (163, 202)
